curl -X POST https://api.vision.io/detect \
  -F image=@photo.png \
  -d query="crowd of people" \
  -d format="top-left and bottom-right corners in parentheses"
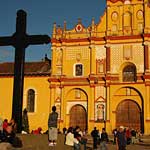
top-left (91, 127), bottom-right (108, 150)
top-left (0, 106), bottom-right (144, 150)
top-left (64, 126), bottom-right (87, 150)
top-left (0, 117), bottom-right (22, 148)
top-left (47, 106), bottom-right (144, 150)
top-left (89, 125), bottom-right (143, 150)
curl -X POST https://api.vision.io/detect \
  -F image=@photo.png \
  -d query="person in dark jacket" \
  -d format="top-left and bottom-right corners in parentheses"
top-left (48, 106), bottom-right (58, 146)
top-left (131, 129), bottom-right (136, 144)
top-left (100, 128), bottom-right (108, 150)
top-left (116, 126), bottom-right (127, 150)
top-left (91, 127), bottom-right (99, 150)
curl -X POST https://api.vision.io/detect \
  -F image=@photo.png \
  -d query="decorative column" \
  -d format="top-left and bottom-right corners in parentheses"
top-left (106, 85), bottom-right (110, 121)
top-left (89, 45), bottom-right (96, 74)
top-left (62, 47), bottom-right (66, 75)
top-left (49, 86), bottom-right (55, 112)
top-left (60, 85), bottom-right (64, 129)
top-left (106, 45), bottom-right (111, 73)
top-left (88, 85), bottom-right (95, 130)
top-left (146, 86), bottom-right (150, 120)
top-left (51, 47), bottom-right (56, 75)
top-left (144, 44), bottom-right (149, 72)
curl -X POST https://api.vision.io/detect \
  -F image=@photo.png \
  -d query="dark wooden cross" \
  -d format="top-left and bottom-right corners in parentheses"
top-left (0, 10), bottom-right (50, 133)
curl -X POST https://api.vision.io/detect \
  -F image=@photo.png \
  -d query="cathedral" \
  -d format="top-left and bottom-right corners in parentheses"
top-left (1, 0), bottom-right (150, 134)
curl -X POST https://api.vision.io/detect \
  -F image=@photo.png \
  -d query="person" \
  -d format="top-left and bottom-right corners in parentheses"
top-left (73, 126), bottom-right (82, 150)
top-left (0, 124), bottom-right (15, 145)
top-left (31, 127), bottom-right (42, 134)
top-left (2, 119), bottom-right (8, 131)
top-left (112, 128), bottom-right (117, 144)
top-left (74, 133), bottom-right (81, 150)
top-left (76, 126), bottom-right (87, 150)
top-left (137, 129), bottom-right (143, 142)
top-left (9, 119), bottom-right (17, 133)
top-left (22, 108), bottom-right (29, 134)
top-left (100, 128), bottom-right (108, 150)
top-left (97, 129), bottom-right (101, 145)
top-left (65, 127), bottom-right (74, 150)
top-left (0, 117), bottom-right (3, 133)
top-left (0, 124), bottom-right (22, 148)
top-left (48, 106), bottom-right (58, 146)
top-left (116, 126), bottom-right (127, 150)
top-left (125, 127), bottom-right (131, 145)
top-left (130, 128), bottom-right (136, 144)
top-left (91, 127), bottom-right (99, 150)
top-left (63, 127), bottom-right (67, 135)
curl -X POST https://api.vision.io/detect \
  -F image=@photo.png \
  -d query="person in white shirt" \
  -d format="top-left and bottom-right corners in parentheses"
top-left (65, 127), bottom-right (75, 150)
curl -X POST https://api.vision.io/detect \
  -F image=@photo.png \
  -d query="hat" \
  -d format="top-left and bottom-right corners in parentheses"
top-left (119, 126), bottom-right (124, 129)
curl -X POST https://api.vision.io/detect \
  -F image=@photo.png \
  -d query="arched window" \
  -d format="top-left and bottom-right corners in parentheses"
top-left (27, 89), bottom-right (35, 112)
top-left (123, 65), bottom-right (136, 82)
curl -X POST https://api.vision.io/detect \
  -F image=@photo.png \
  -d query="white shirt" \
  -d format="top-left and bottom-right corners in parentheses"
top-left (65, 132), bottom-right (74, 146)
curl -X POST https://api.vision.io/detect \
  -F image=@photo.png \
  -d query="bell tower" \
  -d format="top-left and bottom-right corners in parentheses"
top-left (106, 0), bottom-right (146, 36)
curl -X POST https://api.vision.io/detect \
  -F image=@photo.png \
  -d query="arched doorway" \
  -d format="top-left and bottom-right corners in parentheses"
top-left (116, 100), bottom-right (141, 130)
top-left (70, 105), bottom-right (87, 131)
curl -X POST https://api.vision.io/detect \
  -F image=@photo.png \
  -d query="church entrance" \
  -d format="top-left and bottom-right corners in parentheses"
top-left (116, 100), bottom-right (141, 130)
top-left (70, 105), bottom-right (87, 131)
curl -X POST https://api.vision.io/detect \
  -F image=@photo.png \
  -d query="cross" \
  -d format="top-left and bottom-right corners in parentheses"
top-left (0, 10), bottom-right (50, 133)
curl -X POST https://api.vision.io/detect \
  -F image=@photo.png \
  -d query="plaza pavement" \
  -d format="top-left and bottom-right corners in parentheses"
top-left (3, 134), bottom-right (150, 150)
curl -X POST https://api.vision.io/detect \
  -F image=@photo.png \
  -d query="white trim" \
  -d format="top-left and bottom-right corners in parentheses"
top-left (66, 102), bottom-right (87, 114)
top-left (73, 63), bottom-right (84, 77)
top-left (24, 87), bottom-right (37, 113)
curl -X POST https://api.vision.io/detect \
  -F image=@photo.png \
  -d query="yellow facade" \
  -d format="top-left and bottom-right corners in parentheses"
top-left (0, 75), bottom-right (50, 131)
top-left (1, 0), bottom-right (150, 135)
top-left (49, 0), bottom-right (150, 134)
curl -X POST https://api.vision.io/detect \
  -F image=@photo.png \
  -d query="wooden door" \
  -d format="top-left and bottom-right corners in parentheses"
top-left (116, 100), bottom-right (141, 129)
top-left (70, 105), bottom-right (87, 131)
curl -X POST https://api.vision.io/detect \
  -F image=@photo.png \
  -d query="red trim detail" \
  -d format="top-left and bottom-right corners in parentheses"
top-left (51, 34), bottom-right (146, 45)
top-left (107, 0), bottom-right (125, 3)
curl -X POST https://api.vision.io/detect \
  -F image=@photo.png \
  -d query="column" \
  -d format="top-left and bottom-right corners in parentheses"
top-left (61, 46), bottom-right (66, 75)
top-left (106, 46), bottom-right (110, 73)
top-left (49, 87), bottom-right (55, 112)
top-left (60, 86), bottom-right (64, 130)
top-left (144, 44), bottom-right (149, 72)
top-left (51, 47), bottom-right (56, 75)
top-left (88, 85), bottom-right (95, 132)
top-left (89, 45), bottom-right (96, 74)
top-left (146, 86), bottom-right (150, 120)
top-left (106, 85), bottom-right (110, 121)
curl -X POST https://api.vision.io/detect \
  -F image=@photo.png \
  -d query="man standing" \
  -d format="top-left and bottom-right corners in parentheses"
top-left (100, 128), bottom-right (108, 150)
top-left (116, 126), bottom-right (127, 150)
top-left (48, 106), bottom-right (58, 146)
top-left (131, 128), bottom-right (136, 144)
top-left (91, 127), bottom-right (99, 150)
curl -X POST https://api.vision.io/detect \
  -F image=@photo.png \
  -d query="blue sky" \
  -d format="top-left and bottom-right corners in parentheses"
top-left (0, 0), bottom-right (106, 62)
